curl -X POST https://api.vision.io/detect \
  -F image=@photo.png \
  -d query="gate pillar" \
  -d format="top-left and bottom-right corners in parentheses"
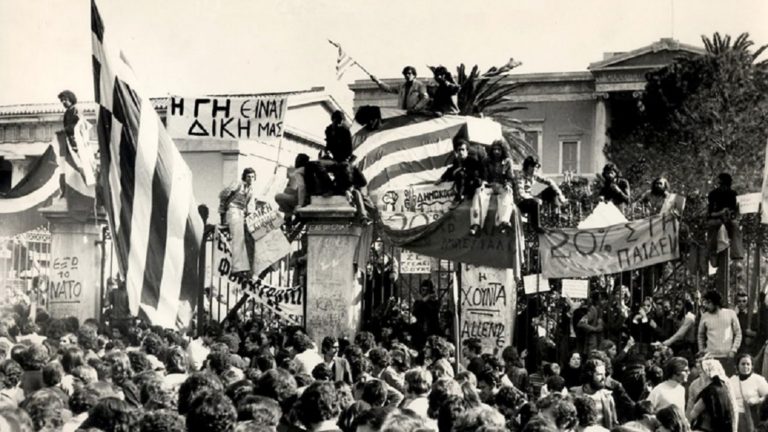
top-left (297, 196), bottom-right (366, 344)
top-left (40, 200), bottom-right (106, 323)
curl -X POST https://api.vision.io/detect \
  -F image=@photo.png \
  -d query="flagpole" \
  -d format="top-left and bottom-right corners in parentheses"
top-left (327, 39), bottom-right (374, 77)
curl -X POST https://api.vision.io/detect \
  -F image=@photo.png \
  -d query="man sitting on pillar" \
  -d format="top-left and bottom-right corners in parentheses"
top-left (219, 168), bottom-right (257, 278)
top-left (435, 138), bottom-right (485, 206)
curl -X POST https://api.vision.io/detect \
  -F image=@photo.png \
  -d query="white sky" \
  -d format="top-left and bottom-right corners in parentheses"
top-left (1, 0), bottom-right (767, 111)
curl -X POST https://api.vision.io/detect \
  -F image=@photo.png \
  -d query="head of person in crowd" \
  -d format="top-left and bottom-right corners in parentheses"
top-left (674, 297), bottom-right (694, 318)
top-left (646, 364), bottom-right (664, 387)
top-left (321, 336), bottom-right (340, 361)
top-left (354, 406), bottom-right (396, 432)
top-left (58, 90), bottom-right (77, 108)
top-left (494, 385), bottom-right (525, 419)
top-left (664, 357), bottom-right (690, 384)
top-left (428, 377), bottom-right (463, 419)
top-left (361, 379), bottom-right (389, 408)
top-left (185, 390), bottom-right (237, 432)
top-left (295, 381), bottom-right (342, 430)
top-left (736, 352), bottom-right (755, 379)
top-left (20, 388), bottom-right (69, 431)
top-left (702, 290), bottom-right (724, 313)
top-left (656, 404), bottom-right (691, 432)
top-left (380, 408), bottom-right (428, 432)
top-left (354, 332), bottom-right (376, 355)
top-left (139, 409), bottom-right (186, 432)
top-left (404, 367), bottom-right (432, 398)
top-left (254, 368), bottom-right (297, 415)
top-left (476, 367), bottom-right (501, 404)
top-left (177, 371), bottom-right (224, 415)
top-left (581, 358), bottom-right (607, 390)
top-left (338, 400), bottom-right (370, 432)
top-left (235, 394), bottom-right (282, 428)
top-left (735, 291), bottom-right (749, 313)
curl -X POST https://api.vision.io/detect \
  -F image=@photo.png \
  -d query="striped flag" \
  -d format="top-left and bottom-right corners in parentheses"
top-left (91, 0), bottom-right (203, 329)
top-left (328, 40), bottom-right (356, 80)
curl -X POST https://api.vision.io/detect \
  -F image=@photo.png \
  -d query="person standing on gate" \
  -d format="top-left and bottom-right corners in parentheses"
top-left (218, 168), bottom-right (257, 278)
top-left (369, 66), bottom-right (430, 114)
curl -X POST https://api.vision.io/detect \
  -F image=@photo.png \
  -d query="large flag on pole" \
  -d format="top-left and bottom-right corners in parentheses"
top-left (91, 0), bottom-right (203, 329)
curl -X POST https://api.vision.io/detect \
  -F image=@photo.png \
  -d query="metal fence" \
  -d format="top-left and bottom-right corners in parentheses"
top-left (0, 227), bottom-right (52, 307)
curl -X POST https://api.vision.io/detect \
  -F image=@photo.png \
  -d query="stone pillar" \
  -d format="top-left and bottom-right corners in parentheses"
top-left (40, 201), bottom-right (105, 323)
top-left (298, 196), bottom-right (364, 344)
top-left (593, 93), bottom-right (609, 173)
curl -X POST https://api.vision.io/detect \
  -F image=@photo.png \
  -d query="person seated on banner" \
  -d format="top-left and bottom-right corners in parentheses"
top-left (428, 66), bottom-right (460, 116)
top-left (468, 139), bottom-right (517, 236)
top-left (218, 167), bottom-right (257, 278)
top-left (435, 138), bottom-right (485, 205)
top-left (706, 172), bottom-right (744, 265)
top-left (599, 163), bottom-right (631, 214)
top-left (369, 66), bottom-right (430, 114)
top-left (275, 153), bottom-right (310, 226)
top-left (513, 156), bottom-right (565, 234)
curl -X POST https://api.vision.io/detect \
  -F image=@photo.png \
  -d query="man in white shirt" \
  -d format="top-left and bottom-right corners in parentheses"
top-left (291, 333), bottom-right (323, 376)
top-left (646, 357), bottom-right (689, 412)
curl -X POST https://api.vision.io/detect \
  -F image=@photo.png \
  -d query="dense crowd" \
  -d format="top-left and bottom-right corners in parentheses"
top-left (0, 283), bottom-right (766, 432)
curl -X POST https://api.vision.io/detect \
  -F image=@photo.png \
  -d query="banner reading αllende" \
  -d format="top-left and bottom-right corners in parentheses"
top-left (167, 96), bottom-right (287, 141)
top-left (539, 212), bottom-right (679, 278)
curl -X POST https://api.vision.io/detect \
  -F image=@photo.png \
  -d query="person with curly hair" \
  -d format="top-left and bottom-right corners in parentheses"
top-left (572, 394), bottom-right (608, 432)
top-left (401, 367), bottom-right (432, 419)
top-left (20, 388), bottom-right (69, 431)
top-left (235, 394), bottom-right (281, 426)
top-left (254, 368), bottom-right (298, 429)
top-left (0, 406), bottom-right (34, 432)
top-left (657, 405), bottom-right (692, 432)
top-left (369, 347), bottom-right (405, 394)
top-left (0, 359), bottom-right (24, 407)
top-left (63, 386), bottom-right (100, 431)
top-left (177, 371), bottom-right (224, 415)
top-left (290, 332), bottom-right (323, 376)
top-left (186, 390), bottom-right (237, 432)
top-left (569, 358), bottom-right (618, 429)
top-left (139, 409), bottom-right (185, 432)
top-left (296, 381), bottom-right (342, 431)
top-left (18, 344), bottom-right (48, 397)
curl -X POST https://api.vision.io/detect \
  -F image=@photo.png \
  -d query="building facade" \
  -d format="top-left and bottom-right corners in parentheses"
top-left (0, 87), bottom-right (346, 213)
top-left (349, 38), bottom-right (704, 178)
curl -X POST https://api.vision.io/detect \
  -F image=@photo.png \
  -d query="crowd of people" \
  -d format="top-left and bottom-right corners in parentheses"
top-left (0, 282), bottom-right (767, 432)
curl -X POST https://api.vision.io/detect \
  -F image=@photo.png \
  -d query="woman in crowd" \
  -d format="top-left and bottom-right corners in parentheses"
top-left (729, 353), bottom-right (768, 432)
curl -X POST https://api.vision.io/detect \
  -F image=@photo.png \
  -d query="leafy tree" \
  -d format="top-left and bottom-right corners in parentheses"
top-left (605, 32), bottom-right (768, 242)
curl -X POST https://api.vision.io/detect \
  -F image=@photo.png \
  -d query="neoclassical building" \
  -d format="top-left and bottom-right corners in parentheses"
top-left (0, 87), bottom-right (346, 211)
top-left (349, 38), bottom-right (704, 177)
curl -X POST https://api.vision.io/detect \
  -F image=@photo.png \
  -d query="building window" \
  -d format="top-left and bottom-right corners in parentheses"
top-left (6, 126), bottom-right (17, 142)
top-left (559, 140), bottom-right (580, 174)
top-left (19, 126), bottom-right (30, 141)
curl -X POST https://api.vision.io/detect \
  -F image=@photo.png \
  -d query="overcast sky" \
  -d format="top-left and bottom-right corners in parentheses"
top-left (1, 0), bottom-right (767, 110)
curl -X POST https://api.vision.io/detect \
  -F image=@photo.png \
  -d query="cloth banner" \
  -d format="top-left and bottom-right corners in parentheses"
top-left (459, 264), bottom-right (516, 355)
top-left (211, 229), bottom-right (301, 324)
top-left (166, 95), bottom-right (288, 141)
top-left (577, 202), bottom-right (627, 229)
top-left (540, 212), bottom-right (680, 278)
top-left (380, 198), bottom-right (525, 277)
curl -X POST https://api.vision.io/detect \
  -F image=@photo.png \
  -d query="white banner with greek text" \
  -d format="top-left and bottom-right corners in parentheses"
top-left (540, 213), bottom-right (679, 278)
top-left (167, 96), bottom-right (287, 141)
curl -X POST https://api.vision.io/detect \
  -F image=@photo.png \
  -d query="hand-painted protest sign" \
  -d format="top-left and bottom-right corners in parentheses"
top-left (400, 251), bottom-right (431, 274)
top-left (737, 193), bottom-right (761, 214)
top-left (378, 183), bottom-right (456, 230)
top-left (523, 274), bottom-right (550, 295)
top-left (211, 229), bottom-right (302, 325)
top-left (167, 96), bottom-right (287, 141)
top-left (562, 279), bottom-right (589, 299)
top-left (246, 201), bottom-right (291, 275)
top-left (540, 213), bottom-right (679, 278)
top-left (460, 264), bottom-right (516, 354)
